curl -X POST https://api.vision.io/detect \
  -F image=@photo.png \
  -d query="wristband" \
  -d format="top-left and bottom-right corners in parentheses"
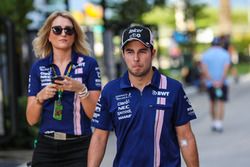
top-left (78, 84), bottom-right (89, 99)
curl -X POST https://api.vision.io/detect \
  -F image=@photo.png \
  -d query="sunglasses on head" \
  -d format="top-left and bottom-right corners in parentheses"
top-left (51, 26), bottom-right (75, 36)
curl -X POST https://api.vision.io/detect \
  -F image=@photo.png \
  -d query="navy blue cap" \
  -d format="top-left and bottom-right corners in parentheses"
top-left (121, 25), bottom-right (154, 49)
top-left (212, 37), bottom-right (221, 45)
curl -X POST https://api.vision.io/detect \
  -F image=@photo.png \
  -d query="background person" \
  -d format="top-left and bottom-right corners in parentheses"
top-left (26, 11), bottom-right (101, 166)
top-left (88, 25), bottom-right (199, 167)
top-left (220, 35), bottom-right (239, 83)
top-left (201, 37), bottom-right (231, 133)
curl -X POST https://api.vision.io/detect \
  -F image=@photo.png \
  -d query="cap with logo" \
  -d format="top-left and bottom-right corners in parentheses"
top-left (121, 25), bottom-right (154, 49)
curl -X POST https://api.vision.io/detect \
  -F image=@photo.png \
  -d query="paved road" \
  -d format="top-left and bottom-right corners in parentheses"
top-left (0, 75), bottom-right (250, 167)
top-left (188, 76), bottom-right (250, 167)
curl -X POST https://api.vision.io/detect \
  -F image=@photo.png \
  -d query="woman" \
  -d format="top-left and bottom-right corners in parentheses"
top-left (26, 11), bottom-right (102, 166)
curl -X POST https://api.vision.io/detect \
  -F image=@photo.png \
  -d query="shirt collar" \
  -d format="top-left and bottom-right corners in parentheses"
top-left (120, 66), bottom-right (161, 89)
top-left (45, 51), bottom-right (79, 66)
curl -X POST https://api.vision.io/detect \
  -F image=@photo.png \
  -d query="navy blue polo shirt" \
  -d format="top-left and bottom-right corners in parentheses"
top-left (92, 67), bottom-right (196, 167)
top-left (28, 51), bottom-right (101, 136)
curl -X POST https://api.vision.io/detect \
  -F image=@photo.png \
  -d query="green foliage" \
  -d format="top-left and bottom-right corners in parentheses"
top-left (142, 6), bottom-right (175, 27)
top-left (232, 9), bottom-right (248, 24)
top-left (106, 0), bottom-right (152, 25)
top-left (233, 35), bottom-right (250, 58)
top-left (184, 0), bottom-right (207, 20)
top-left (1, 96), bottom-right (38, 148)
top-left (159, 68), bottom-right (182, 81)
top-left (195, 7), bottom-right (218, 29)
top-left (10, 96), bottom-right (38, 148)
top-left (142, 1), bottom-right (212, 29)
top-left (154, 0), bottom-right (166, 6)
top-left (0, 0), bottom-right (34, 36)
top-left (236, 63), bottom-right (250, 74)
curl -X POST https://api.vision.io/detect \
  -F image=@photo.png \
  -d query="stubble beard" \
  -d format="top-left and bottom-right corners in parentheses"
top-left (128, 64), bottom-right (152, 78)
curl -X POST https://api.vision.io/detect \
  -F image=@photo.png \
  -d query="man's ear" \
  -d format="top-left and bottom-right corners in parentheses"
top-left (151, 48), bottom-right (157, 58)
top-left (122, 50), bottom-right (125, 59)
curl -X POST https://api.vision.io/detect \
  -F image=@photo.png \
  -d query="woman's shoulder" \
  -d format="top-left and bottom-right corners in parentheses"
top-left (31, 57), bottom-right (50, 68)
top-left (78, 53), bottom-right (96, 61)
top-left (75, 54), bottom-right (98, 67)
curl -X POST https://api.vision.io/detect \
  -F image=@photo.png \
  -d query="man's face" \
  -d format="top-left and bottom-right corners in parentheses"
top-left (122, 40), bottom-right (155, 78)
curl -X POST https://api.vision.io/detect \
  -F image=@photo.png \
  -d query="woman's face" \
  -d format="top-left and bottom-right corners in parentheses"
top-left (48, 16), bottom-right (75, 51)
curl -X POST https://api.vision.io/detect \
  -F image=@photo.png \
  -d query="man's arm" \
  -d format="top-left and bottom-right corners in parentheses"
top-left (176, 122), bottom-right (199, 167)
top-left (201, 63), bottom-right (210, 81)
top-left (88, 128), bottom-right (110, 167)
top-left (222, 63), bottom-right (230, 82)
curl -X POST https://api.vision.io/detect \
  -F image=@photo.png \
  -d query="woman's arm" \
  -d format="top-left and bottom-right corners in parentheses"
top-left (26, 84), bottom-right (57, 126)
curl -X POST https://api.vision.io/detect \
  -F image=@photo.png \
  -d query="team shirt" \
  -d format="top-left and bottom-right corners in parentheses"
top-left (28, 51), bottom-right (101, 136)
top-left (92, 67), bottom-right (196, 167)
top-left (201, 46), bottom-right (231, 87)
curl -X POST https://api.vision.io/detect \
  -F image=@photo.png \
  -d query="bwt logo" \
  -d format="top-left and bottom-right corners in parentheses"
top-left (152, 90), bottom-right (170, 96)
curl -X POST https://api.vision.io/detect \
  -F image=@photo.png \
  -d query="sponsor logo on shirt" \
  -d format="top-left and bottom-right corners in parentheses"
top-left (39, 66), bottom-right (51, 86)
top-left (115, 94), bottom-right (132, 120)
top-left (75, 67), bottom-right (83, 74)
top-left (95, 67), bottom-right (102, 87)
top-left (115, 93), bottom-right (131, 100)
top-left (28, 75), bottom-right (31, 93)
top-left (74, 61), bottom-right (85, 74)
top-left (152, 90), bottom-right (170, 96)
top-left (184, 95), bottom-right (195, 116)
top-left (92, 96), bottom-right (102, 123)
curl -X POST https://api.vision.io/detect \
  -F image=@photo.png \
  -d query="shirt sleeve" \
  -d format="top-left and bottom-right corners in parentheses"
top-left (174, 85), bottom-right (197, 126)
top-left (28, 63), bottom-right (41, 96)
top-left (91, 90), bottom-right (113, 131)
top-left (86, 58), bottom-right (102, 91)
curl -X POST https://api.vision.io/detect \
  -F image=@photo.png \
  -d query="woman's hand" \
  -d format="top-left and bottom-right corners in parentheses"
top-left (37, 84), bottom-right (58, 103)
top-left (55, 76), bottom-right (84, 93)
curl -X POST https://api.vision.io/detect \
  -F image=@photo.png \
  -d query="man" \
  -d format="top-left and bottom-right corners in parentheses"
top-left (88, 25), bottom-right (199, 167)
top-left (201, 37), bottom-right (231, 133)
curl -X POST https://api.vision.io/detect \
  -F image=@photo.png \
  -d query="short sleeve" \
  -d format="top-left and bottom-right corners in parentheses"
top-left (174, 85), bottom-right (196, 126)
top-left (91, 90), bottom-right (113, 131)
top-left (28, 63), bottom-right (41, 96)
top-left (86, 59), bottom-right (102, 91)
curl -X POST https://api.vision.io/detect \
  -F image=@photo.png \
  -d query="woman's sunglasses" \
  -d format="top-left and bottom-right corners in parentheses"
top-left (51, 26), bottom-right (75, 36)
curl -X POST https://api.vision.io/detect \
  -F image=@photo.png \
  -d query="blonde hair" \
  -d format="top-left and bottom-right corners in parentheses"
top-left (32, 11), bottom-right (90, 58)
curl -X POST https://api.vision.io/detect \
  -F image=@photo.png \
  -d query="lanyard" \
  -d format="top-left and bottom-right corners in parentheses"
top-left (52, 63), bottom-right (73, 121)
top-left (51, 64), bottom-right (72, 80)
top-left (51, 63), bottom-right (73, 98)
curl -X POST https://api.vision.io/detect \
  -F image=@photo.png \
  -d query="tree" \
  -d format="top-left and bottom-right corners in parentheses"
top-left (0, 0), bottom-right (34, 148)
top-left (219, 0), bottom-right (231, 35)
top-left (92, 0), bottom-right (169, 33)
top-left (0, 0), bottom-right (33, 36)
top-left (0, 0), bottom-right (33, 94)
